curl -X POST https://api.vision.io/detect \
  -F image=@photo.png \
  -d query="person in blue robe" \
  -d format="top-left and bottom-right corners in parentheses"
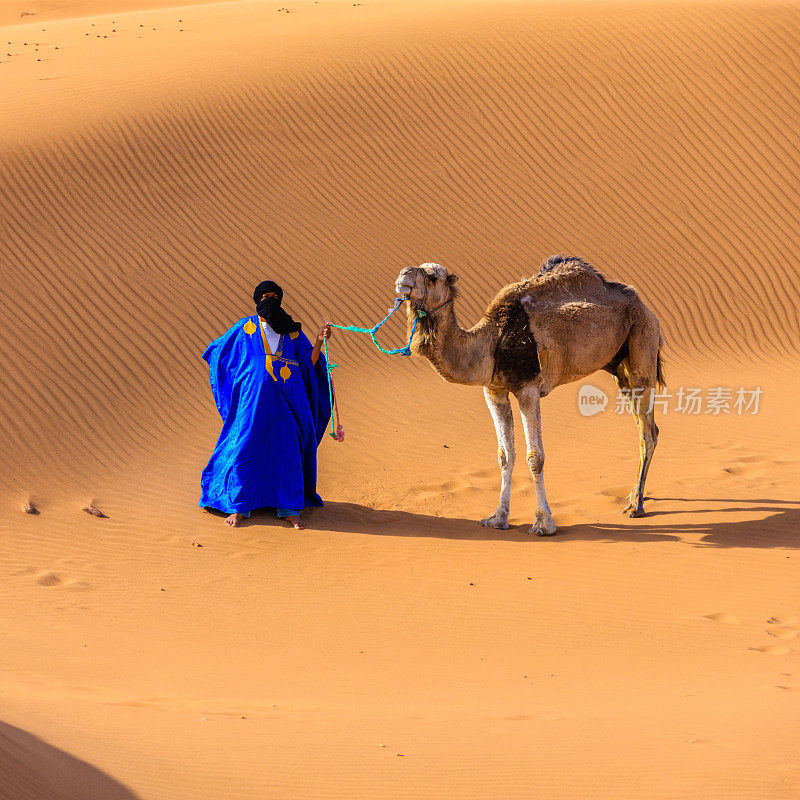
top-left (200, 281), bottom-right (332, 529)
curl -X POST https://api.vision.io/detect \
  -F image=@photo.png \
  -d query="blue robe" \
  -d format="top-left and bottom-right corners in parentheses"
top-left (200, 316), bottom-right (331, 515)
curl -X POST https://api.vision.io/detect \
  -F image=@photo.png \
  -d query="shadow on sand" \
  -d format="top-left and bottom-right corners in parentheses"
top-left (242, 498), bottom-right (800, 550)
top-left (0, 720), bottom-right (141, 800)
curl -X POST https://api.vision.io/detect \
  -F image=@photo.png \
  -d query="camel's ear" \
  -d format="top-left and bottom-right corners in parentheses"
top-left (446, 274), bottom-right (459, 286)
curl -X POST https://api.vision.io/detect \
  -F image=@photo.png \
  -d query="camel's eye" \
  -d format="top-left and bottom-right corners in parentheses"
top-left (427, 274), bottom-right (437, 283)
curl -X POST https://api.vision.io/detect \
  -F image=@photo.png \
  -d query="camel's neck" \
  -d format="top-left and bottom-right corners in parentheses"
top-left (408, 299), bottom-right (496, 386)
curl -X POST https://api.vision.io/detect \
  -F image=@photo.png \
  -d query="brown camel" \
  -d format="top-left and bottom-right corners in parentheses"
top-left (395, 255), bottom-right (665, 535)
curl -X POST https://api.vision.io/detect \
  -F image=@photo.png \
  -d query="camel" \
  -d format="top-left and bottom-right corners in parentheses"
top-left (394, 255), bottom-right (665, 536)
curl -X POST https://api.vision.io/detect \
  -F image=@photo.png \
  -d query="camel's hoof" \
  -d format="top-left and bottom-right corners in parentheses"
top-left (621, 503), bottom-right (645, 518)
top-left (479, 516), bottom-right (509, 530)
top-left (529, 520), bottom-right (557, 537)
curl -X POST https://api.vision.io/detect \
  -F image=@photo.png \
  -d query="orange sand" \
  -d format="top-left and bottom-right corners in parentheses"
top-left (1, 0), bottom-right (799, 797)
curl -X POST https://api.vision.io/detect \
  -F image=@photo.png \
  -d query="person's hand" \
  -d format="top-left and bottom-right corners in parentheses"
top-left (316, 323), bottom-right (332, 344)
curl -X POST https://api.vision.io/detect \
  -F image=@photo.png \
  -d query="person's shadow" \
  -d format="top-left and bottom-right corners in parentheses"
top-left (288, 497), bottom-right (800, 550)
top-left (0, 720), bottom-right (142, 800)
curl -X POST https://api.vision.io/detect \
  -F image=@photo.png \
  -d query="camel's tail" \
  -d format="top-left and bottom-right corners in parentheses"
top-left (656, 336), bottom-right (666, 389)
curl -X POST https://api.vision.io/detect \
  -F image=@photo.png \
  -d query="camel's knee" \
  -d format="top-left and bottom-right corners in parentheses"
top-left (628, 370), bottom-right (650, 390)
top-left (526, 449), bottom-right (544, 475)
top-left (498, 446), bottom-right (515, 471)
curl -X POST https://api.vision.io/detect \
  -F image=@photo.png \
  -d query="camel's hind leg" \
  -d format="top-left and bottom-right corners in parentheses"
top-left (617, 325), bottom-right (662, 517)
top-left (621, 398), bottom-right (659, 517)
top-left (480, 386), bottom-right (515, 530)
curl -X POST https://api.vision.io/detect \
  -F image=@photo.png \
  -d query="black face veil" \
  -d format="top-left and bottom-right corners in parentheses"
top-left (253, 281), bottom-right (302, 335)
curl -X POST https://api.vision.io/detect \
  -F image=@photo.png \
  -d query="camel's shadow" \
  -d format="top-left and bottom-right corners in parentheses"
top-left (290, 498), bottom-right (800, 550)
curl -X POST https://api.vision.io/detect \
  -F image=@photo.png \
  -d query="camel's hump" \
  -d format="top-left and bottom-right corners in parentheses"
top-left (484, 255), bottom-right (634, 321)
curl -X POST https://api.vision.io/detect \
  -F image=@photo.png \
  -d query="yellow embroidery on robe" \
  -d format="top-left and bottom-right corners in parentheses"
top-left (289, 332), bottom-right (299, 340)
top-left (258, 322), bottom-right (298, 382)
top-left (259, 321), bottom-right (275, 380)
top-left (243, 319), bottom-right (257, 335)
top-left (264, 356), bottom-right (297, 382)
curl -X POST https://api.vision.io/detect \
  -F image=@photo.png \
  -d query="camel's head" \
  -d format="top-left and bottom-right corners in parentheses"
top-left (395, 262), bottom-right (459, 315)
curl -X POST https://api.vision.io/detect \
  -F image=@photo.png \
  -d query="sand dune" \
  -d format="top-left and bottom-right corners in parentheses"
top-left (0, 720), bottom-right (141, 800)
top-left (1, 0), bottom-right (799, 797)
top-left (2, 0), bottom-right (799, 503)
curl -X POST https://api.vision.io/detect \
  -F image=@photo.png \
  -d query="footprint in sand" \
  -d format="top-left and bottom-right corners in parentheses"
top-left (230, 551), bottom-right (258, 560)
top-left (36, 572), bottom-right (63, 586)
top-left (749, 645), bottom-right (791, 656)
top-left (12, 566), bottom-right (38, 576)
top-left (31, 570), bottom-right (93, 590)
top-left (64, 579), bottom-right (93, 592)
top-left (704, 612), bottom-right (740, 624)
top-left (775, 674), bottom-right (800, 691)
top-left (768, 615), bottom-right (798, 625)
top-left (766, 626), bottom-right (798, 640)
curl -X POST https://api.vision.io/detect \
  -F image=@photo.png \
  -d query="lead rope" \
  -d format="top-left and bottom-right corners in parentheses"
top-left (322, 336), bottom-right (345, 441)
top-left (321, 297), bottom-right (422, 441)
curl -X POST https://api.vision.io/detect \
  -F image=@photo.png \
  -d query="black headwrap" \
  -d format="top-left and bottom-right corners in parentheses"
top-left (253, 280), bottom-right (283, 304)
top-left (253, 281), bottom-right (302, 335)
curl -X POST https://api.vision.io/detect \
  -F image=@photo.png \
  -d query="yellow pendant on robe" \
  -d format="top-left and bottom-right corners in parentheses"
top-left (280, 365), bottom-right (292, 381)
top-left (243, 319), bottom-right (257, 335)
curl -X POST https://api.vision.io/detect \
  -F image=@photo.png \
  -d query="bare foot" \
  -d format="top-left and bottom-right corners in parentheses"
top-left (285, 515), bottom-right (305, 530)
top-left (225, 513), bottom-right (245, 527)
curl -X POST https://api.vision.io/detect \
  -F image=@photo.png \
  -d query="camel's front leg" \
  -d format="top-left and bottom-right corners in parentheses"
top-left (517, 385), bottom-right (557, 536)
top-left (480, 386), bottom-right (515, 530)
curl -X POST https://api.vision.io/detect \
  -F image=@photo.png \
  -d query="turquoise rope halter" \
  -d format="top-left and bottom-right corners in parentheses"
top-left (327, 297), bottom-right (419, 356)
